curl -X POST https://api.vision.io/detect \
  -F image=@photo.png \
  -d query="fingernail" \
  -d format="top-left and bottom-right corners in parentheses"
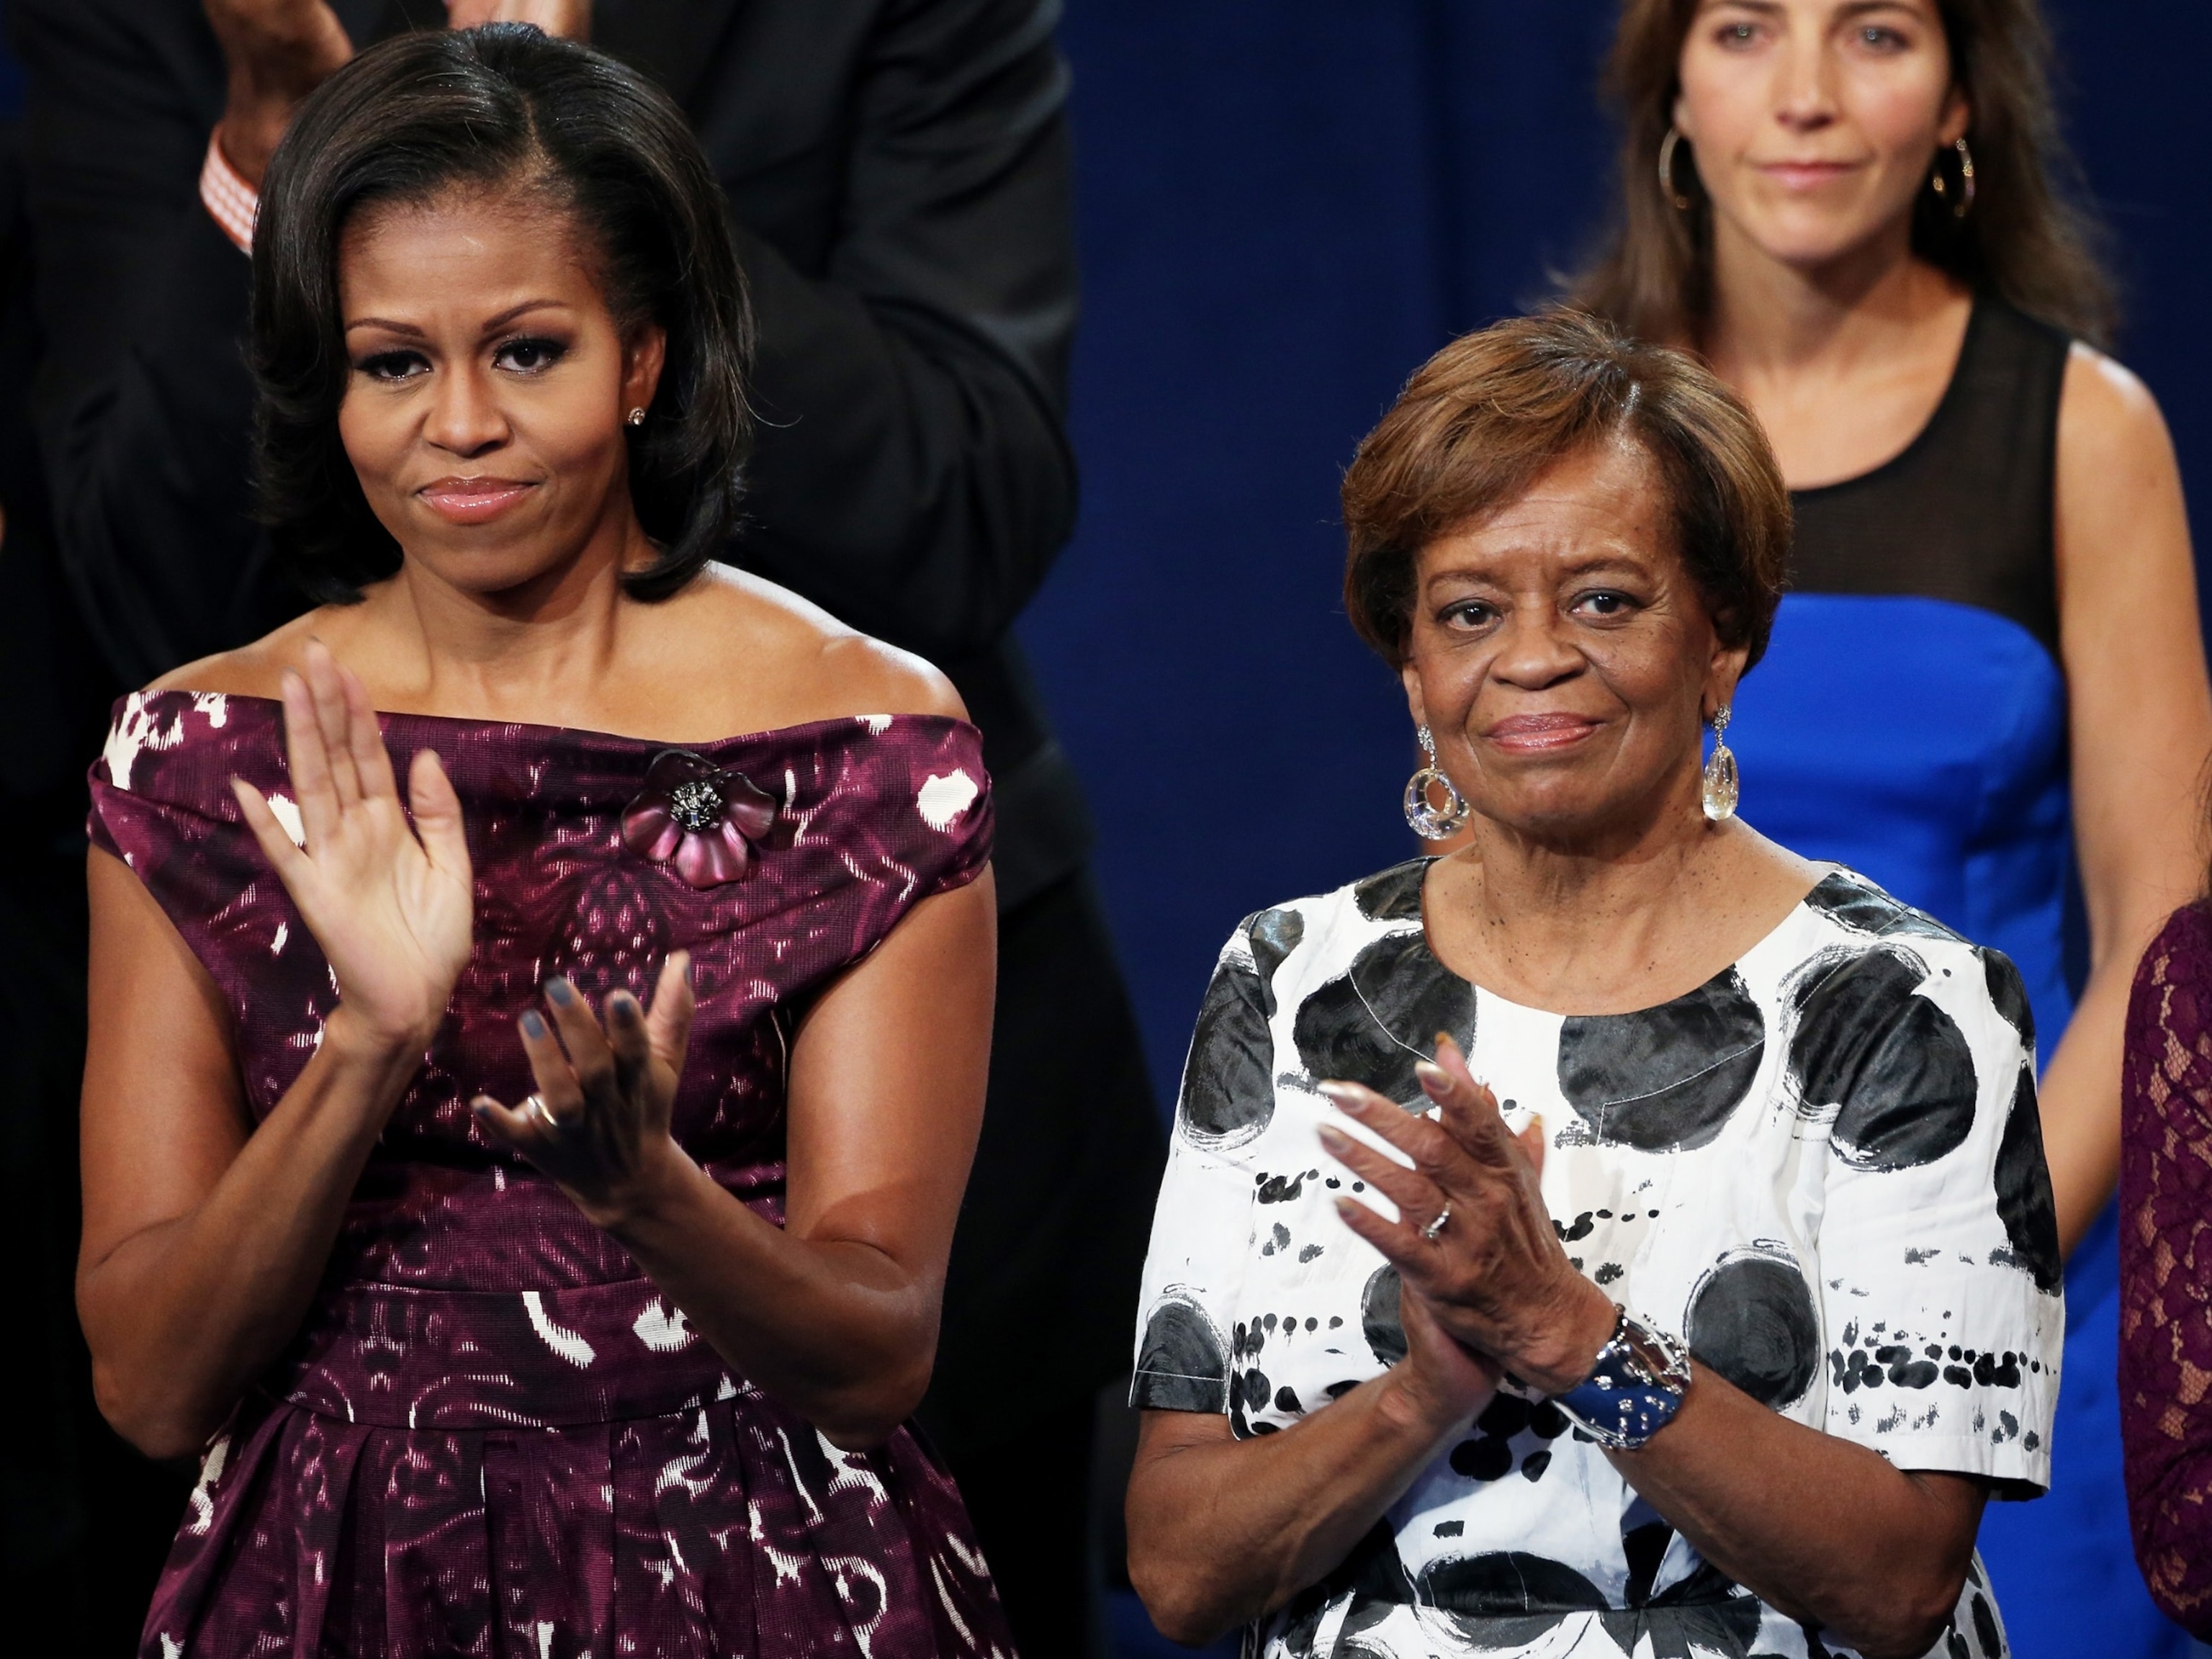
top-left (521, 1011), bottom-right (546, 1038)
top-left (1317, 1125), bottom-right (1347, 1151)
top-left (611, 993), bottom-right (638, 1021)
top-left (1415, 1059), bottom-right (1449, 1094)
top-left (1434, 1030), bottom-right (1455, 1051)
top-left (469, 1097), bottom-right (491, 1115)
top-left (545, 979), bottom-right (575, 1006)
top-left (1317, 1080), bottom-right (1360, 1107)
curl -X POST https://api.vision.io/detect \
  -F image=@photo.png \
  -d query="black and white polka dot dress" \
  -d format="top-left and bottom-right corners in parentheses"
top-left (1130, 859), bottom-right (2061, 1659)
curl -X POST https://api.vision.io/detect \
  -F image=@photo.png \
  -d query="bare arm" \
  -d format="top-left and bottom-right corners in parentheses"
top-left (477, 868), bottom-right (996, 1451)
top-left (78, 645), bottom-right (472, 1458)
top-left (1600, 1378), bottom-right (1985, 1655)
top-left (1128, 1289), bottom-right (1498, 1645)
top-left (2045, 345), bottom-right (2212, 1256)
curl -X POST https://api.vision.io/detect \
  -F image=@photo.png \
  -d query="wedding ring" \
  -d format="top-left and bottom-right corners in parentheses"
top-left (1422, 1202), bottom-right (1452, 1242)
top-left (525, 1094), bottom-right (562, 1136)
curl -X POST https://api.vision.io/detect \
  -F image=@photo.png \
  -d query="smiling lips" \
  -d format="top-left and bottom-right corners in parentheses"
top-left (1485, 711), bottom-right (1601, 754)
top-left (418, 475), bottom-right (536, 525)
top-left (1758, 160), bottom-right (1862, 192)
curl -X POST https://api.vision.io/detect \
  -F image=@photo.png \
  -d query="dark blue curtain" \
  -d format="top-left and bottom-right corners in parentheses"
top-left (1029, 0), bottom-right (2212, 1115)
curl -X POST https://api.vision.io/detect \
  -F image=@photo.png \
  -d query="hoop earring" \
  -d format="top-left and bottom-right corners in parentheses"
top-left (1405, 727), bottom-right (1472, 841)
top-left (1701, 706), bottom-right (1740, 824)
top-left (1928, 137), bottom-right (1976, 220)
top-left (626, 406), bottom-right (647, 427)
top-left (1658, 126), bottom-right (1695, 212)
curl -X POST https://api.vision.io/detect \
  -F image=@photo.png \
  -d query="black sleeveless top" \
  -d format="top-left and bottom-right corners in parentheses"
top-left (1787, 297), bottom-right (2071, 655)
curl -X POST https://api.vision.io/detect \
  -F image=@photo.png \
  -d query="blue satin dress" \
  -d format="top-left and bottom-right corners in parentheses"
top-left (1726, 299), bottom-right (2184, 1659)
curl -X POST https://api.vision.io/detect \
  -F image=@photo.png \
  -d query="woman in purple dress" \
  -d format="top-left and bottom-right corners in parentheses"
top-left (77, 25), bottom-right (1010, 1658)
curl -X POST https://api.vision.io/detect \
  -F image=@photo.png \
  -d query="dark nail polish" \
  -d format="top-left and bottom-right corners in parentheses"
top-left (545, 979), bottom-right (575, 1006)
top-left (521, 1012), bottom-right (546, 1038)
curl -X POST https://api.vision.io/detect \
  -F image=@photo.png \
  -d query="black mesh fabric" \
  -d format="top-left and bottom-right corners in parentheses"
top-left (1787, 297), bottom-right (2072, 659)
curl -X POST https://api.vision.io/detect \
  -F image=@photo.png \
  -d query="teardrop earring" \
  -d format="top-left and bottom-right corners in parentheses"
top-left (1701, 706), bottom-right (1740, 823)
top-left (1404, 726), bottom-right (1471, 840)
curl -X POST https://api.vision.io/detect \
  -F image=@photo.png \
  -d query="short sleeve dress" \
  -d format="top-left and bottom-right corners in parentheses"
top-left (1130, 858), bottom-right (2064, 1659)
top-left (89, 690), bottom-right (1013, 1659)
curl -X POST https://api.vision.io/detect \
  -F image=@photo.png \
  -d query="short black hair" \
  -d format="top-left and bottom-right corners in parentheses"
top-left (250, 23), bottom-right (753, 603)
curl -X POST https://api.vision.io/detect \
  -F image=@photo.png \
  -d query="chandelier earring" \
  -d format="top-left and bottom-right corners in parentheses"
top-left (1404, 726), bottom-right (1471, 840)
top-left (1928, 137), bottom-right (1976, 220)
top-left (1658, 126), bottom-right (1695, 212)
top-left (1701, 706), bottom-right (1740, 823)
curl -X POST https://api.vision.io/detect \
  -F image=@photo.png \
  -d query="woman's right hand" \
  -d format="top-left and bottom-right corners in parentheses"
top-left (231, 639), bottom-right (474, 1057)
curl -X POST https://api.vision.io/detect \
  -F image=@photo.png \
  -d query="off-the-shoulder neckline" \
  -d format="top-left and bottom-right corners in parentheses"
top-left (127, 688), bottom-right (977, 751)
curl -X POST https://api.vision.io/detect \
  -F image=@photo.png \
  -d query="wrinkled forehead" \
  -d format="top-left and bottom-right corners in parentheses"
top-left (1416, 437), bottom-right (1681, 585)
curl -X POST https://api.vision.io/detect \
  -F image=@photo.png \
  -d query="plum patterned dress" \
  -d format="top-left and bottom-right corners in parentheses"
top-left (87, 690), bottom-right (1012, 1659)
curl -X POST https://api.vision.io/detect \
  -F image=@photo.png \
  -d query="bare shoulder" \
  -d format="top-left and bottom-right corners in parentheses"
top-left (147, 608), bottom-right (356, 698)
top-left (2059, 342), bottom-right (2177, 468)
top-left (2054, 342), bottom-right (2190, 601)
top-left (664, 566), bottom-right (968, 727)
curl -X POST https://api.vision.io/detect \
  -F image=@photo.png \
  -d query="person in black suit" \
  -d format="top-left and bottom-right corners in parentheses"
top-left (10, 3), bottom-right (1163, 1653)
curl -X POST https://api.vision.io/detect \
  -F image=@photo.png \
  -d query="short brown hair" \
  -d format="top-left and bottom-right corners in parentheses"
top-left (1341, 310), bottom-right (1789, 670)
top-left (1575, 0), bottom-right (2114, 349)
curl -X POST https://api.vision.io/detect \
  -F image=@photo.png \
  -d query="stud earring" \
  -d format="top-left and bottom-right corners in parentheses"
top-left (1404, 726), bottom-right (1471, 840)
top-left (1701, 706), bottom-right (1739, 823)
top-left (626, 407), bottom-right (647, 427)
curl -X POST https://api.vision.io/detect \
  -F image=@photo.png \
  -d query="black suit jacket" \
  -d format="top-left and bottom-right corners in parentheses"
top-left (10, 0), bottom-right (1094, 910)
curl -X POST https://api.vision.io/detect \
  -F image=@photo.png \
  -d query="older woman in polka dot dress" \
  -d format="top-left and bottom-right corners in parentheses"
top-left (1125, 313), bottom-right (2061, 1659)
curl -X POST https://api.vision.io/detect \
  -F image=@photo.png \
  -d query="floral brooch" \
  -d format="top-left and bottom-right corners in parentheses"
top-left (621, 750), bottom-right (777, 889)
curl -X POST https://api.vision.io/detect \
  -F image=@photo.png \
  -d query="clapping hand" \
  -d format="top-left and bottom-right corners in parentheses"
top-left (472, 958), bottom-right (697, 1231)
top-left (231, 639), bottom-right (475, 1058)
top-left (1318, 1035), bottom-right (1618, 1399)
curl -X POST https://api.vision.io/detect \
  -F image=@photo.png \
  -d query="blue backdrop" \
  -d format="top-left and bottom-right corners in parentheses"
top-left (1029, 0), bottom-right (2212, 1124)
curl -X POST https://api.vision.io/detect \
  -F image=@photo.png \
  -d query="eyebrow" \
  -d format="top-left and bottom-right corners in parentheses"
top-left (1421, 551), bottom-right (1652, 590)
top-left (343, 297), bottom-right (570, 338)
top-left (1702, 0), bottom-right (1923, 14)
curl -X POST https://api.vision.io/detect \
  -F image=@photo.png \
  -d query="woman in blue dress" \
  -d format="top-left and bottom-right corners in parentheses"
top-left (1575, 1), bottom-right (2211, 1653)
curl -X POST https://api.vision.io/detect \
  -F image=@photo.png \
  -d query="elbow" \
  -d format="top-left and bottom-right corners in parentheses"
top-left (91, 1357), bottom-right (216, 1465)
top-left (1127, 1565), bottom-right (1236, 1650)
top-left (811, 1356), bottom-right (935, 1455)
top-left (1126, 1498), bottom-right (1239, 1647)
top-left (1829, 1573), bottom-right (1970, 1659)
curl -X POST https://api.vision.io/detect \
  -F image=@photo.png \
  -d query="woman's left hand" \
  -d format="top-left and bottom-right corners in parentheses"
top-left (1318, 1036), bottom-right (1617, 1395)
top-left (472, 953), bottom-right (696, 1229)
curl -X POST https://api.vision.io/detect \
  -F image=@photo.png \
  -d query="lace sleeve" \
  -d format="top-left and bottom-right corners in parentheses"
top-left (2120, 902), bottom-right (2212, 1638)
